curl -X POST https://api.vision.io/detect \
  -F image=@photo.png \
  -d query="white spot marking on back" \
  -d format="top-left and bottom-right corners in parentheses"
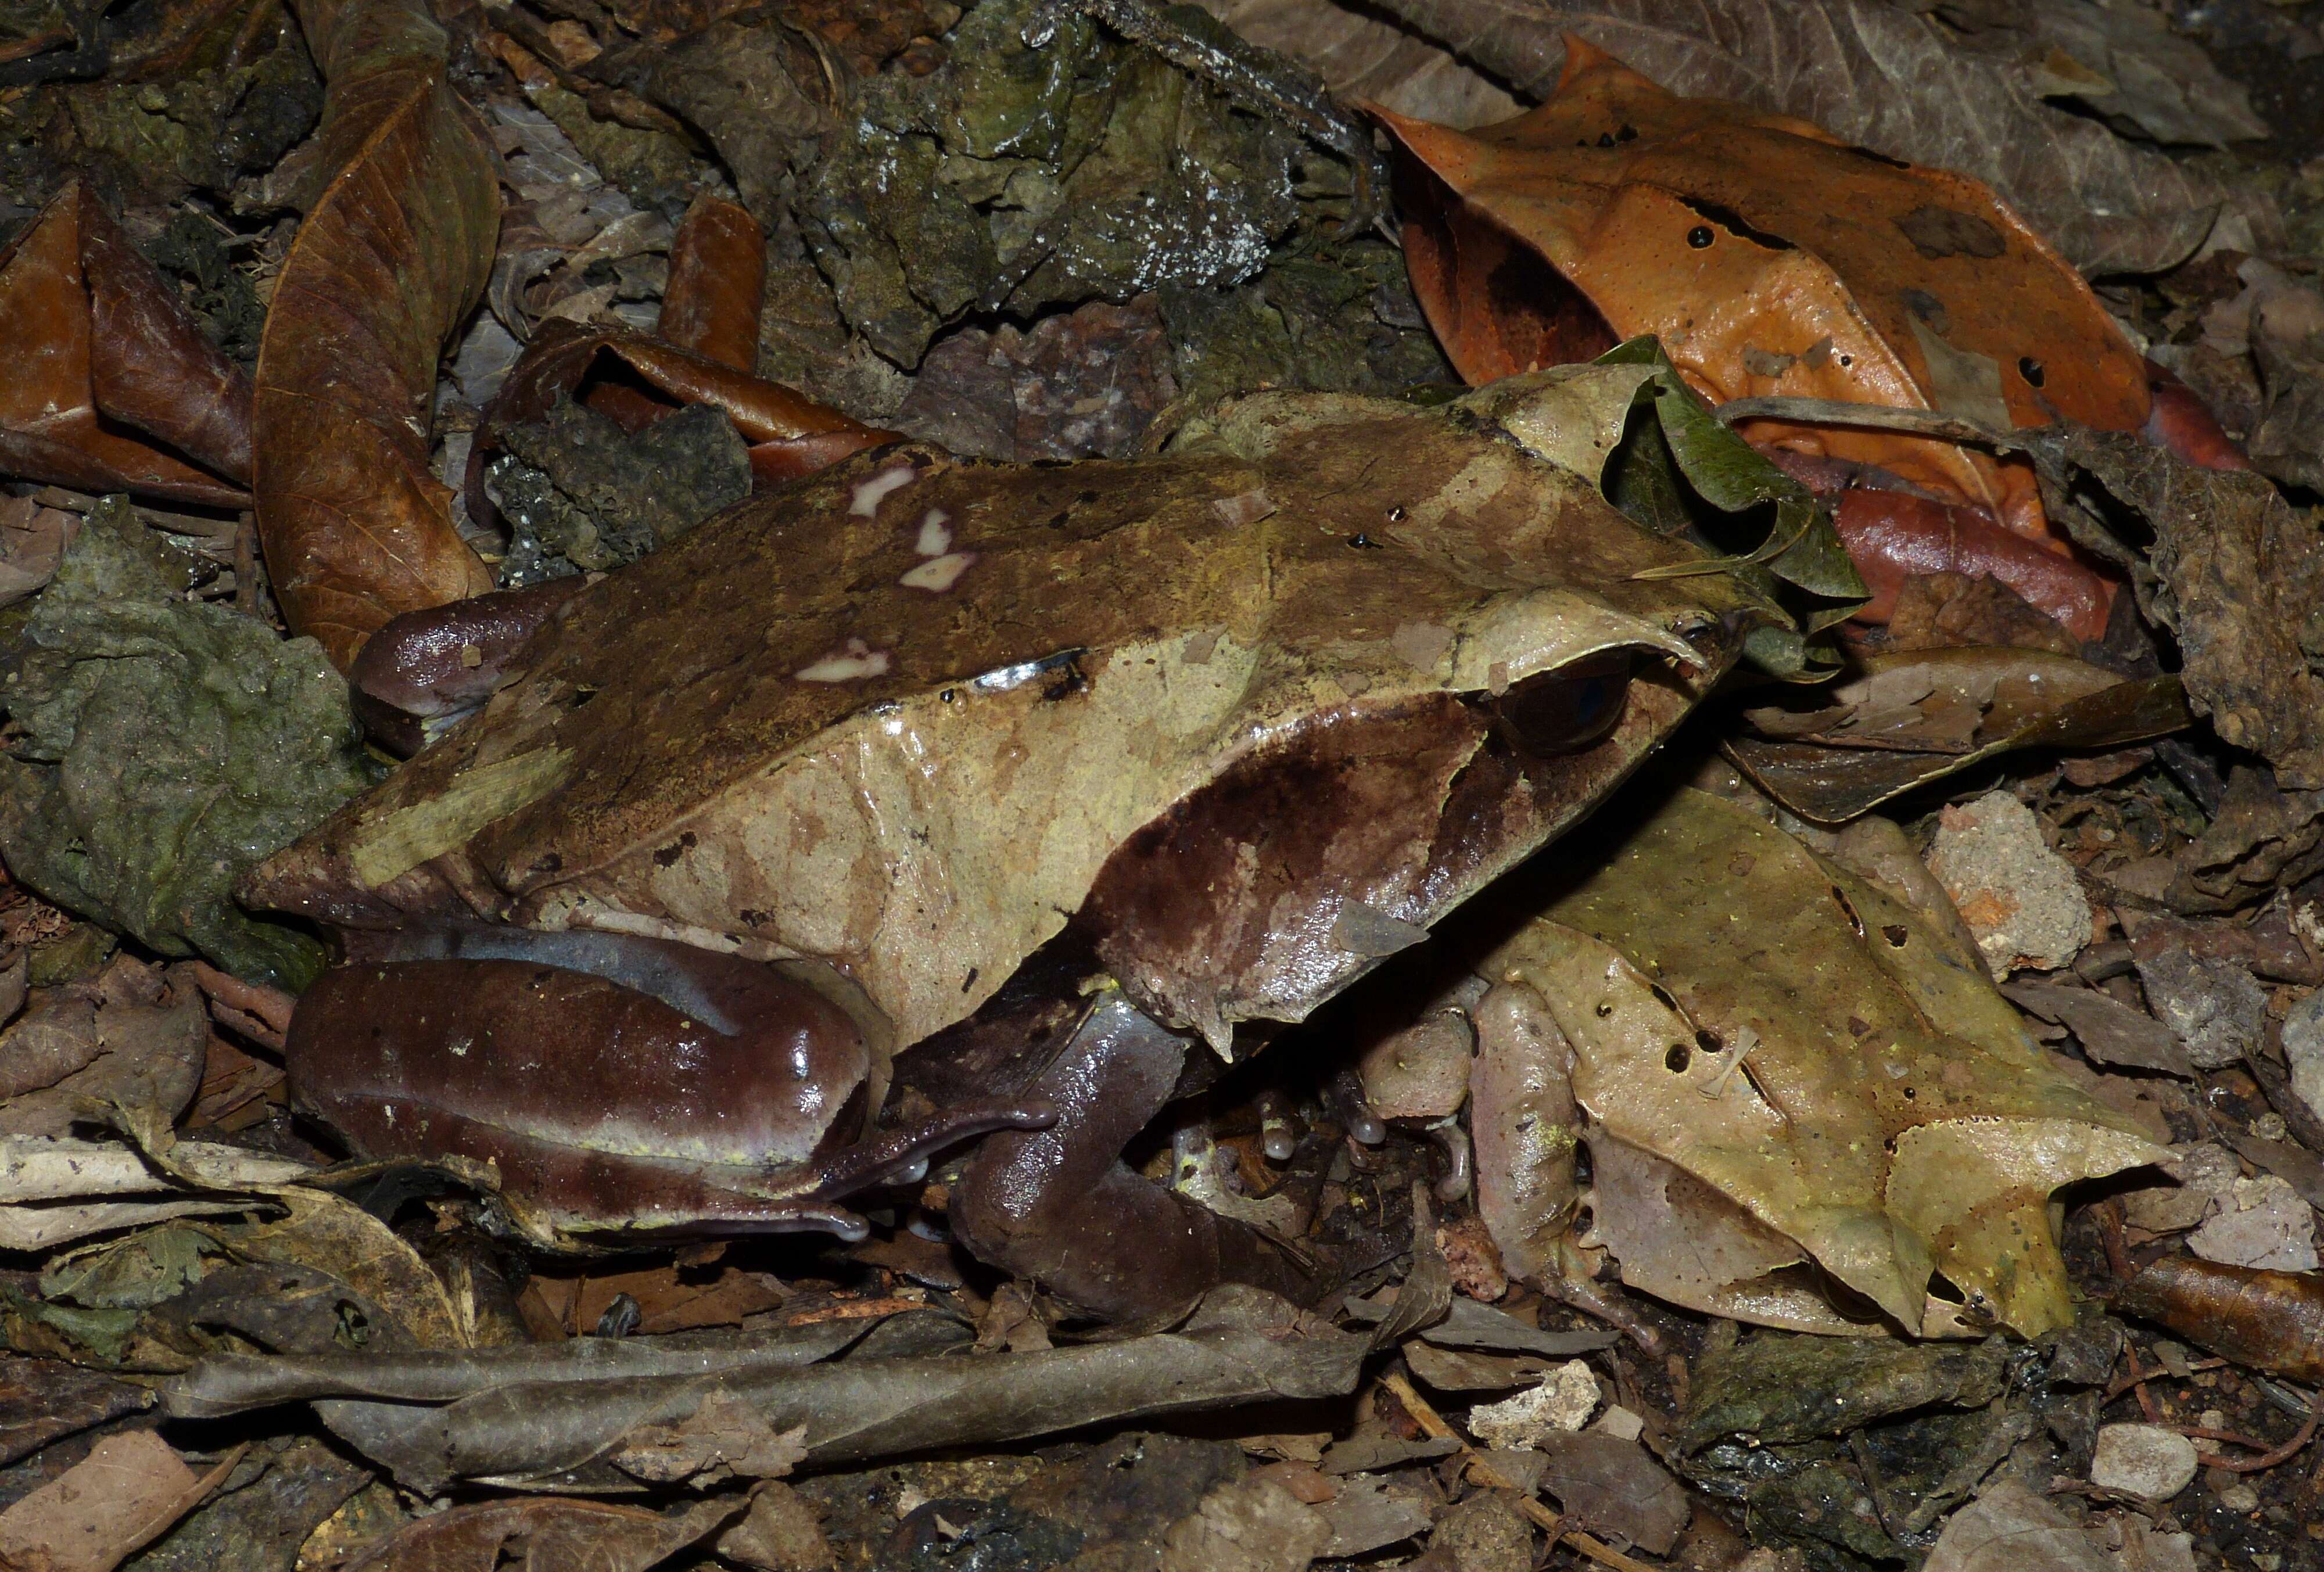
top-left (899, 551), bottom-right (976, 592)
top-left (796, 638), bottom-right (892, 682)
top-left (849, 463), bottom-right (916, 516)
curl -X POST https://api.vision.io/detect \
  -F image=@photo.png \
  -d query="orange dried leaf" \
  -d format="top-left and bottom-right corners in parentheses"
top-left (2115, 1255), bottom-right (2324, 1384)
top-left (661, 193), bottom-right (767, 372)
top-left (1375, 37), bottom-right (2149, 568)
top-left (0, 183), bottom-right (252, 507)
top-left (253, 0), bottom-right (500, 669)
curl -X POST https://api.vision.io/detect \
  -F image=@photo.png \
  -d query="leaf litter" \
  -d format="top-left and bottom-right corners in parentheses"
top-left (0, 0), bottom-right (2321, 1566)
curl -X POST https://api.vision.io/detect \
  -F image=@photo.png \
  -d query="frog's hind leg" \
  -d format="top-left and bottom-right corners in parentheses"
top-left (950, 990), bottom-right (1325, 1322)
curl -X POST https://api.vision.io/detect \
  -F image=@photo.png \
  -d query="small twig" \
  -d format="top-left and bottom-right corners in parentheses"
top-left (1379, 1371), bottom-right (1656, 1572)
top-left (2178, 1403), bottom-right (2321, 1475)
top-left (232, 513), bottom-right (259, 616)
top-left (1713, 395), bottom-right (2028, 453)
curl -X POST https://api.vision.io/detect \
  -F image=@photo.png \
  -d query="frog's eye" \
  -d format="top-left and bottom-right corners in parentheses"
top-left (1496, 652), bottom-right (1633, 754)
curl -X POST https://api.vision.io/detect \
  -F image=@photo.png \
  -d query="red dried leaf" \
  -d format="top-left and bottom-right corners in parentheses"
top-left (661, 193), bottom-right (766, 372)
top-left (0, 183), bottom-right (251, 507)
top-left (2114, 1255), bottom-right (2324, 1383)
top-left (252, 0), bottom-right (500, 669)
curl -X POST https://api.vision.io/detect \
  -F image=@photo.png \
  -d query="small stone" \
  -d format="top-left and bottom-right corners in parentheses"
top-left (2215, 1484), bottom-right (2261, 1513)
top-left (2284, 988), bottom-right (2324, 1127)
top-left (2134, 947), bottom-right (2265, 1071)
top-left (1465, 1360), bottom-right (1599, 1449)
top-left (1591, 1405), bottom-right (1646, 1442)
top-left (2089, 1423), bottom-right (2199, 1502)
top-left (2188, 1173), bottom-right (2319, 1270)
top-left (1927, 792), bottom-right (2091, 975)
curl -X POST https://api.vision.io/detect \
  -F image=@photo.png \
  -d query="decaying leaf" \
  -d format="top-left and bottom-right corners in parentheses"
top-left (1922, 1477), bottom-right (2114, 1572)
top-left (1727, 648), bottom-right (2189, 821)
top-left (0, 1135), bottom-right (310, 1253)
top-left (0, 500), bottom-right (379, 988)
top-left (2113, 1256), bottom-right (2324, 1384)
top-left (1531, 1429), bottom-right (1690, 1556)
top-left (1355, 0), bottom-right (2221, 275)
top-left (245, 379), bottom-right (1791, 1057)
top-left (1375, 34), bottom-right (2154, 634)
top-left (1471, 787), bottom-right (2165, 1335)
top-left (343, 1496), bottom-right (740, 1572)
top-left (1583, 1135), bottom-right (1873, 1336)
top-left (252, 0), bottom-right (500, 667)
top-left (0, 183), bottom-right (252, 508)
top-left (177, 1289), bottom-right (1371, 1492)
top-left (2033, 426), bottom-right (2324, 789)
top-left (0, 956), bottom-right (206, 1139)
top-left (0, 1429), bottom-right (235, 1572)
top-left (609, 1390), bottom-right (808, 1484)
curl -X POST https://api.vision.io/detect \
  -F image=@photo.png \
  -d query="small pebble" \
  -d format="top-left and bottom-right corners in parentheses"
top-left (1465, 1360), bottom-right (1599, 1448)
top-left (1927, 792), bottom-right (2090, 975)
top-left (2090, 1423), bottom-right (2199, 1502)
top-left (2217, 1484), bottom-right (2261, 1513)
top-left (2284, 989), bottom-right (2324, 1129)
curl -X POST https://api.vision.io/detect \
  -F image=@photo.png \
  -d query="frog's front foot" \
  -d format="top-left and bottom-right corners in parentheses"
top-left (288, 929), bottom-right (1053, 1241)
top-left (949, 991), bottom-right (1324, 1322)
top-left (349, 578), bottom-right (585, 755)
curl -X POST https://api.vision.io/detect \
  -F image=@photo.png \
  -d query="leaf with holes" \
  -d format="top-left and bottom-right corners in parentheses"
top-left (1472, 786), bottom-right (2164, 1336)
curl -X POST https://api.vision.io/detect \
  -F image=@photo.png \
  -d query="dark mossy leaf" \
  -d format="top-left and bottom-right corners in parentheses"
top-left (0, 499), bottom-right (381, 989)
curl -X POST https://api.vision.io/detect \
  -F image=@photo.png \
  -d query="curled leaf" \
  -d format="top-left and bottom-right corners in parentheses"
top-left (253, 0), bottom-right (500, 668)
top-left (2114, 1256), bottom-right (2324, 1384)
top-left (1727, 648), bottom-right (2190, 821)
top-left (0, 183), bottom-right (250, 507)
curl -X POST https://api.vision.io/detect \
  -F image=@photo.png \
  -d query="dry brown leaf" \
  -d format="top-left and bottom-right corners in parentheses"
top-left (252, 0), bottom-right (500, 668)
top-left (1375, 36), bottom-right (2149, 581)
top-left (0, 956), bottom-right (207, 1139)
top-left (2113, 1256), bottom-right (2324, 1383)
top-left (2036, 426), bottom-right (2324, 790)
top-left (345, 1495), bottom-right (740, 1572)
top-left (0, 184), bottom-right (252, 508)
top-left (1922, 1478), bottom-right (2113, 1572)
top-left (0, 1430), bottom-right (236, 1572)
top-left (1531, 1429), bottom-right (1690, 1555)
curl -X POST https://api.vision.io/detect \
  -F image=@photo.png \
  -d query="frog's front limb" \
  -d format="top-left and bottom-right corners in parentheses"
top-left (289, 929), bottom-right (1052, 1240)
top-left (348, 577), bottom-right (584, 755)
top-left (949, 991), bottom-right (1322, 1322)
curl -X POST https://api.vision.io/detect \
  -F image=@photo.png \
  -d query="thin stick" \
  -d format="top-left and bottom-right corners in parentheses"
top-left (1379, 1371), bottom-right (1658, 1572)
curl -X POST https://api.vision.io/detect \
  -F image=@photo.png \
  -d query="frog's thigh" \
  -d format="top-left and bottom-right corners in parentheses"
top-left (950, 994), bottom-right (1319, 1322)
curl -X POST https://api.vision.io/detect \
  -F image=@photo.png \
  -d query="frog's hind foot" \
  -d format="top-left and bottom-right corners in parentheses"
top-left (950, 990), bottom-right (1326, 1322)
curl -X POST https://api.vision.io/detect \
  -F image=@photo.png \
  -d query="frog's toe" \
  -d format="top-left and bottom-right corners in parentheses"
top-left (806, 1097), bottom-right (1056, 1200)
